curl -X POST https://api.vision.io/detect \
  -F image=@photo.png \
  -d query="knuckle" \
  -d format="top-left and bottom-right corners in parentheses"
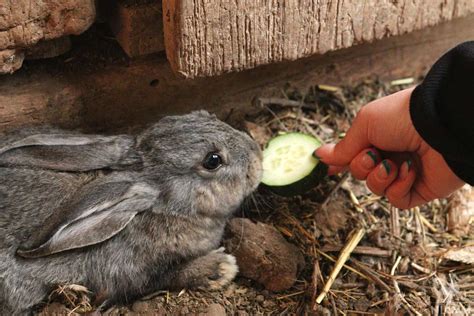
top-left (366, 180), bottom-right (382, 196)
top-left (386, 191), bottom-right (407, 209)
top-left (356, 105), bottom-right (369, 119)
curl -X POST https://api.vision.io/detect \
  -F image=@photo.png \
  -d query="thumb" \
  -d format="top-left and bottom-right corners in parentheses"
top-left (315, 109), bottom-right (371, 166)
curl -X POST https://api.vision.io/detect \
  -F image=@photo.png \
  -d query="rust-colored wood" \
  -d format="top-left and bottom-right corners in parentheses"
top-left (163, 0), bottom-right (474, 78)
top-left (108, 0), bottom-right (165, 57)
top-left (1, 15), bottom-right (473, 133)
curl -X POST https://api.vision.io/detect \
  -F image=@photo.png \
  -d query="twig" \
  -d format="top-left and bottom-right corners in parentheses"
top-left (390, 78), bottom-right (414, 86)
top-left (263, 105), bottom-right (288, 131)
top-left (318, 84), bottom-right (341, 92)
top-left (316, 228), bottom-right (366, 304)
top-left (390, 206), bottom-right (400, 238)
top-left (417, 211), bottom-right (438, 233)
top-left (329, 295), bottom-right (338, 315)
top-left (410, 262), bottom-right (432, 274)
top-left (348, 190), bottom-right (364, 213)
top-left (316, 249), bottom-right (371, 281)
top-left (321, 245), bottom-right (391, 257)
top-left (345, 311), bottom-right (380, 315)
top-left (391, 255), bottom-right (422, 316)
top-left (413, 207), bottom-right (426, 244)
top-left (349, 259), bottom-right (393, 293)
top-left (311, 250), bottom-right (322, 310)
top-left (320, 172), bottom-right (350, 210)
top-left (254, 97), bottom-right (317, 110)
top-left (276, 290), bottom-right (305, 300)
top-left (390, 256), bottom-right (402, 275)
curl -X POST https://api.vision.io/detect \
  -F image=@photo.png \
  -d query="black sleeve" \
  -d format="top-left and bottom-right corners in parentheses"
top-left (410, 41), bottom-right (474, 185)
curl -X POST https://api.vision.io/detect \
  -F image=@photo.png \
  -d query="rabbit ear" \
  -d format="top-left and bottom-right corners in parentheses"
top-left (0, 134), bottom-right (142, 171)
top-left (17, 182), bottom-right (158, 258)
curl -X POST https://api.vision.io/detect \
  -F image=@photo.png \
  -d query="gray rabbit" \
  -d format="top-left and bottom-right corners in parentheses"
top-left (0, 111), bottom-right (262, 315)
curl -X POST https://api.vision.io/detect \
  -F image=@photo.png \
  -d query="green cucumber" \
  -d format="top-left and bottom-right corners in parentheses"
top-left (261, 132), bottom-right (327, 196)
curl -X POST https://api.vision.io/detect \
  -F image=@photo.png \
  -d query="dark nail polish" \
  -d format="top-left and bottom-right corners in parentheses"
top-left (382, 160), bottom-right (391, 175)
top-left (406, 159), bottom-right (412, 170)
top-left (366, 150), bottom-right (377, 164)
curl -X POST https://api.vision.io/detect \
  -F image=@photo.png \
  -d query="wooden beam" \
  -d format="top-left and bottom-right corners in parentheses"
top-left (107, 0), bottom-right (164, 57)
top-left (163, 0), bottom-right (474, 78)
top-left (1, 15), bottom-right (473, 133)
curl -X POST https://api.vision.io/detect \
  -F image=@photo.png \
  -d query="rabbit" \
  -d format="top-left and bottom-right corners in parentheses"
top-left (0, 111), bottom-right (263, 315)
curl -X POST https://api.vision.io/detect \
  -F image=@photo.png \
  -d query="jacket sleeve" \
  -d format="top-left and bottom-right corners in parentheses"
top-left (410, 41), bottom-right (474, 185)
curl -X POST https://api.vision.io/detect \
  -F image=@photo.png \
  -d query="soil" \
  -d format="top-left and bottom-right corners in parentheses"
top-left (33, 78), bottom-right (474, 315)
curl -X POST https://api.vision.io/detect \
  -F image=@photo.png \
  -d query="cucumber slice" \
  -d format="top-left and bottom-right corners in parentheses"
top-left (261, 133), bottom-right (327, 196)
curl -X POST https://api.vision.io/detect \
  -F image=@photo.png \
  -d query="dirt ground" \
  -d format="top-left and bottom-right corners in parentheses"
top-left (35, 78), bottom-right (474, 315)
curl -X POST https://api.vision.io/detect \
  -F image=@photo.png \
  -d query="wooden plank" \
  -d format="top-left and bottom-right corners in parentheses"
top-left (1, 15), bottom-right (473, 133)
top-left (163, 0), bottom-right (474, 78)
top-left (107, 0), bottom-right (164, 57)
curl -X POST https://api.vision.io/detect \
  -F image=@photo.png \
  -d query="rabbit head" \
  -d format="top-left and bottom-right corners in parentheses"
top-left (138, 111), bottom-right (262, 217)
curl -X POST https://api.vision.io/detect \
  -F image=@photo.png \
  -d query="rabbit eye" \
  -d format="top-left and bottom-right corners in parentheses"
top-left (202, 152), bottom-right (222, 170)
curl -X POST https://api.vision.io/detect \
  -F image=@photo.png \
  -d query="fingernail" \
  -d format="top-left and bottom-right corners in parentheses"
top-left (400, 159), bottom-right (412, 180)
top-left (366, 150), bottom-right (378, 164)
top-left (377, 160), bottom-right (391, 179)
top-left (361, 150), bottom-right (377, 169)
top-left (313, 151), bottom-right (320, 159)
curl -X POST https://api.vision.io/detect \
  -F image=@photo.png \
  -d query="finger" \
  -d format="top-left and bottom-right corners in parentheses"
top-left (385, 160), bottom-right (416, 208)
top-left (314, 107), bottom-right (371, 166)
top-left (349, 148), bottom-right (381, 180)
top-left (366, 159), bottom-right (398, 196)
top-left (327, 165), bottom-right (347, 176)
top-left (392, 188), bottom-right (431, 209)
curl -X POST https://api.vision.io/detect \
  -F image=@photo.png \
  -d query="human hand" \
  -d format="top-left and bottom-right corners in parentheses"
top-left (315, 88), bottom-right (465, 208)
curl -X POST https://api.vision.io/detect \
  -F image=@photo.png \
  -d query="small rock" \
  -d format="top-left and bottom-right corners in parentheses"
top-left (224, 218), bottom-right (305, 291)
top-left (205, 303), bottom-right (226, 316)
top-left (313, 305), bottom-right (331, 316)
top-left (38, 303), bottom-right (77, 315)
top-left (262, 300), bottom-right (274, 308)
top-left (131, 300), bottom-right (151, 313)
top-left (256, 295), bottom-right (265, 303)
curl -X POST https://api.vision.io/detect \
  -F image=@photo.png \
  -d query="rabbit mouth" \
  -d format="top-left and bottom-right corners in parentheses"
top-left (246, 155), bottom-right (263, 193)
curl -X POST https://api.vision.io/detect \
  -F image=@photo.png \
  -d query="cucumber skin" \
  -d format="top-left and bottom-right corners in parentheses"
top-left (261, 161), bottom-right (328, 197)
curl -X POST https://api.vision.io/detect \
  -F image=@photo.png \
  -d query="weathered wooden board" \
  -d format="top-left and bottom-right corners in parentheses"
top-left (163, 0), bottom-right (474, 78)
top-left (1, 15), bottom-right (473, 133)
top-left (107, 0), bottom-right (164, 57)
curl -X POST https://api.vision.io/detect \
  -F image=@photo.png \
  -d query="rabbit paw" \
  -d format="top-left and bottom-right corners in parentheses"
top-left (206, 248), bottom-right (238, 290)
top-left (172, 248), bottom-right (238, 290)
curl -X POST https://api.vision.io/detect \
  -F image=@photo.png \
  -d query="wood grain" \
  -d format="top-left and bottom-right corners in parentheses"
top-left (163, 0), bottom-right (474, 78)
top-left (1, 15), bottom-right (473, 133)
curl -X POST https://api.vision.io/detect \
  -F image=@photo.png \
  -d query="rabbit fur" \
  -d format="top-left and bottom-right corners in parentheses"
top-left (0, 111), bottom-right (262, 314)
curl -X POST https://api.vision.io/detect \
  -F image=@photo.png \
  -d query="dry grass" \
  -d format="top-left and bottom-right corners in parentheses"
top-left (42, 78), bottom-right (473, 315)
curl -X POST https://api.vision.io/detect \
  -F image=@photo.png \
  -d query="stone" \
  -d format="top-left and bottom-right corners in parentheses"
top-left (205, 303), bottom-right (226, 316)
top-left (131, 300), bottom-right (151, 313)
top-left (0, 0), bottom-right (95, 73)
top-left (0, 49), bottom-right (23, 74)
top-left (224, 218), bottom-right (305, 291)
top-left (25, 37), bottom-right (72, 60)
